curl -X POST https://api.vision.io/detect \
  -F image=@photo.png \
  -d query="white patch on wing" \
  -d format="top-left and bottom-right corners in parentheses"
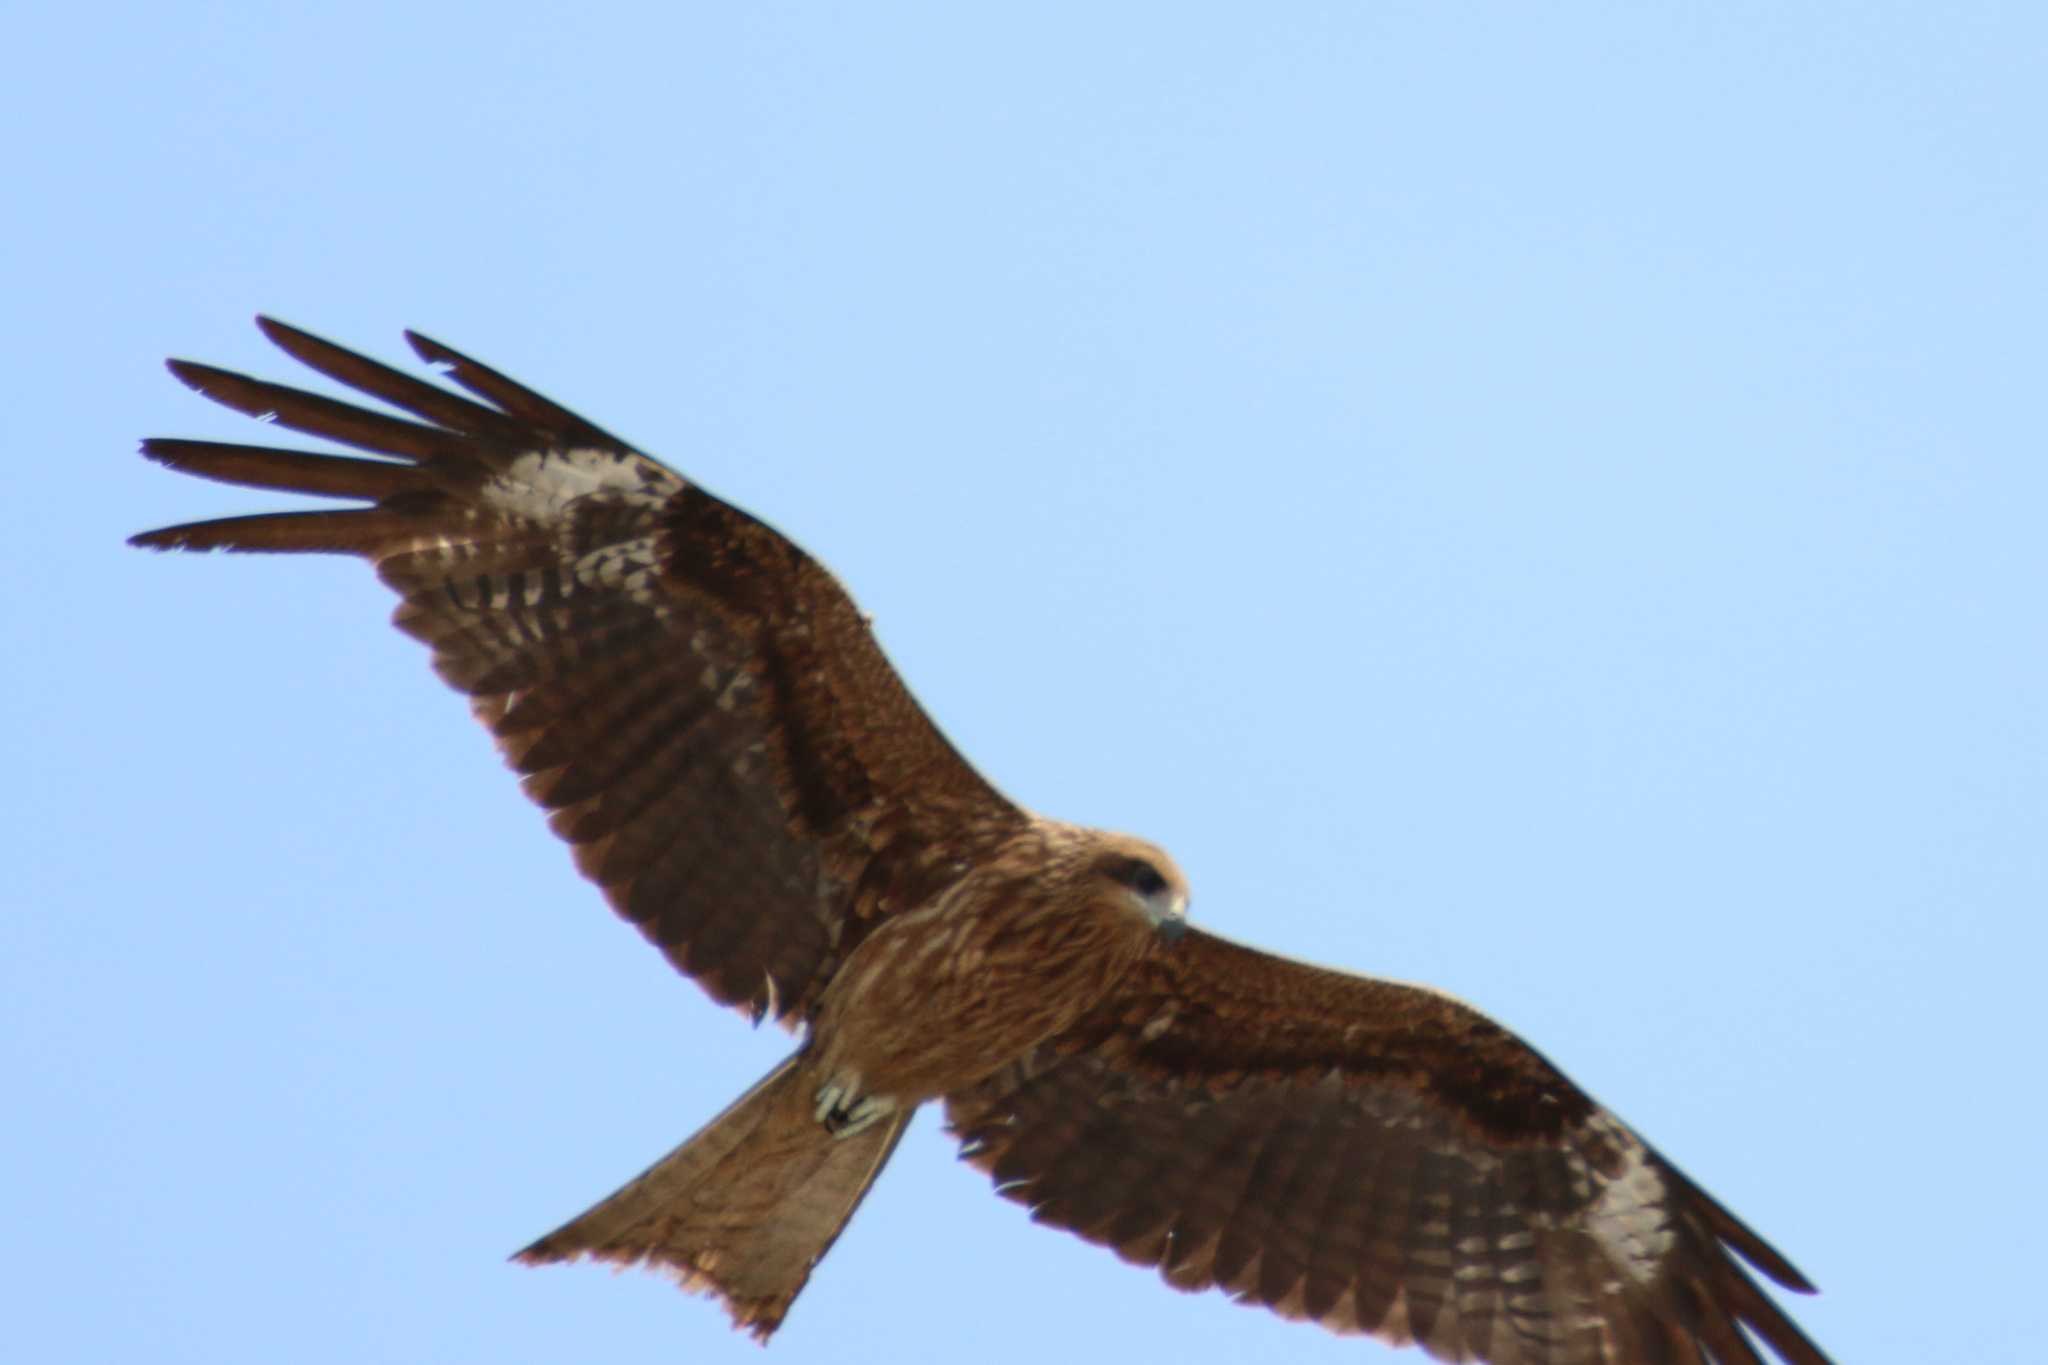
top-left (483, 446), bottom-right (681, 521)
top-left (1585, 1127), bottom-right (1675, 1284)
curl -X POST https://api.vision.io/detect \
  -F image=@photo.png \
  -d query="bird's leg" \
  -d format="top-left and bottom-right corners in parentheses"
top-left (813, 1071), bottom-right (898, 1139)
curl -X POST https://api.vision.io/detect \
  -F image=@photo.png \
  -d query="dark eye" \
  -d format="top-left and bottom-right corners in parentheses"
top-left (1105, 855), bottom-right (1168, 897)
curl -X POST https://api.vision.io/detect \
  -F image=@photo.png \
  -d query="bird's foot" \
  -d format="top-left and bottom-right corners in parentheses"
top-left (814, 1076), bottom-right (897, 1139)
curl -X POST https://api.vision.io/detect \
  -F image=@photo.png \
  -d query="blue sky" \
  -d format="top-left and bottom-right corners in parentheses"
top-left (7, 5), bottom-right (2042, 1363)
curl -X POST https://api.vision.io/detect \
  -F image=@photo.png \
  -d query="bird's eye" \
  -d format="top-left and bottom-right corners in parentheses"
top-left (1104, 855), bottom-right (1169, 898)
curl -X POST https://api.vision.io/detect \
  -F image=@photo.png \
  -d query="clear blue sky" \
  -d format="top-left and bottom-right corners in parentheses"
top-left (7, 5), bottom-right (2042, 1363)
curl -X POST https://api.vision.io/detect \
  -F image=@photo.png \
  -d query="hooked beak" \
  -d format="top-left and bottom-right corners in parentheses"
top-left (1154, 891), bottom-right (1190, 946)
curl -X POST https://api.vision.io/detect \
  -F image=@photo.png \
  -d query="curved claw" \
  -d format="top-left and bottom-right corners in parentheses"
top-left (814, 1076), bottom-right (898, 1139)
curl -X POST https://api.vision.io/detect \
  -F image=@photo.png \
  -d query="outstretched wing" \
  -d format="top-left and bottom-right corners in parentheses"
top-left (134, 318), bottom-right (1023, 1026)
top-left (946, 929), bottom-right (1828, 1365)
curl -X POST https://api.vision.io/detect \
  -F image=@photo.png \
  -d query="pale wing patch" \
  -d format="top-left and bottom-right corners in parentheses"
top-left (1582, 1121), bottom-right (1676, 1284)
top-left (483, 446), bottom-right (683, 522)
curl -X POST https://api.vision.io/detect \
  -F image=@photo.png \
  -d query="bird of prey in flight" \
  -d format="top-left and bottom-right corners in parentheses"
top-left (132, 319), bottom-right (1832, 1365)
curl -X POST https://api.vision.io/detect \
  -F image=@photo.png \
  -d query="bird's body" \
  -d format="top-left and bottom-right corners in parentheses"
top-left (809, 825), bottom-right (1185, 1111)
top-left (133, 319), bottom-right (1833, 1365)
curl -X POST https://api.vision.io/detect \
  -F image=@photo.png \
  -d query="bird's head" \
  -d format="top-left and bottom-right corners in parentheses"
top-left (1090, 835), bottom-right (1191, 945)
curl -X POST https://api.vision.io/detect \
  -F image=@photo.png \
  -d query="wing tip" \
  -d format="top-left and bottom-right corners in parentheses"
top-left (163, 356), bottom-right (218, 394)
top-left (404, 328), bottom-right (454, 367)
top-left (252, 313), bottom-right (318, 356)
top-left (127, 521), bottom-right (266, 553)
top-left (127, 522), bottom-right (238, 553)
top-left (1683, 1168), bottom-right (1820, 1295)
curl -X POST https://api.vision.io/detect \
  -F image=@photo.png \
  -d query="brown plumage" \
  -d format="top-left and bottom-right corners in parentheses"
top-left (133, 319), bottom-right (1833, 1363)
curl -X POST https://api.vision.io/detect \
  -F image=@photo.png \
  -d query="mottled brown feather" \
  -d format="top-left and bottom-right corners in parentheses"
top-left (947, 927), bottom-right (1831, 1365)
top-left (132, 317), bottom-right (1022, 1026)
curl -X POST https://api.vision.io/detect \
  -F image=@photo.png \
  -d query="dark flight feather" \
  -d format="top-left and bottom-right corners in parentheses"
top-left (135, 316), bottom-right (1019, 1028)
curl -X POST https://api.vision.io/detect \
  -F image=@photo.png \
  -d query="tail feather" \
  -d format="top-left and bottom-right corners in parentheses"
top-left (518, 1055), bottom-right (913, 1341)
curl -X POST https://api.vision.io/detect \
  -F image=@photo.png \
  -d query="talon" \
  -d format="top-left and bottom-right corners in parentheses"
top-left (833, 1095), bottom-right (896, 1138)
top-left (813, 1075), bottom-right (895, 1137)
top-left (814, 1082), bottom-right (846, 1126)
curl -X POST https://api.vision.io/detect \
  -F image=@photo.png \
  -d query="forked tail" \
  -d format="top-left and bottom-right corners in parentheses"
top-left (516, 1054), bottom-right (913, 1340)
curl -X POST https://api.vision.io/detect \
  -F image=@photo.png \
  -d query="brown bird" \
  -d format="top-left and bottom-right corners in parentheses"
top-left (132, 319), bottom-right (1832, 1365)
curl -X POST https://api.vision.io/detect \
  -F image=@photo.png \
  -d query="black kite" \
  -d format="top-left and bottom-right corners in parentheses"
top-left (132, 320), bottom-right (1831, 1365)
